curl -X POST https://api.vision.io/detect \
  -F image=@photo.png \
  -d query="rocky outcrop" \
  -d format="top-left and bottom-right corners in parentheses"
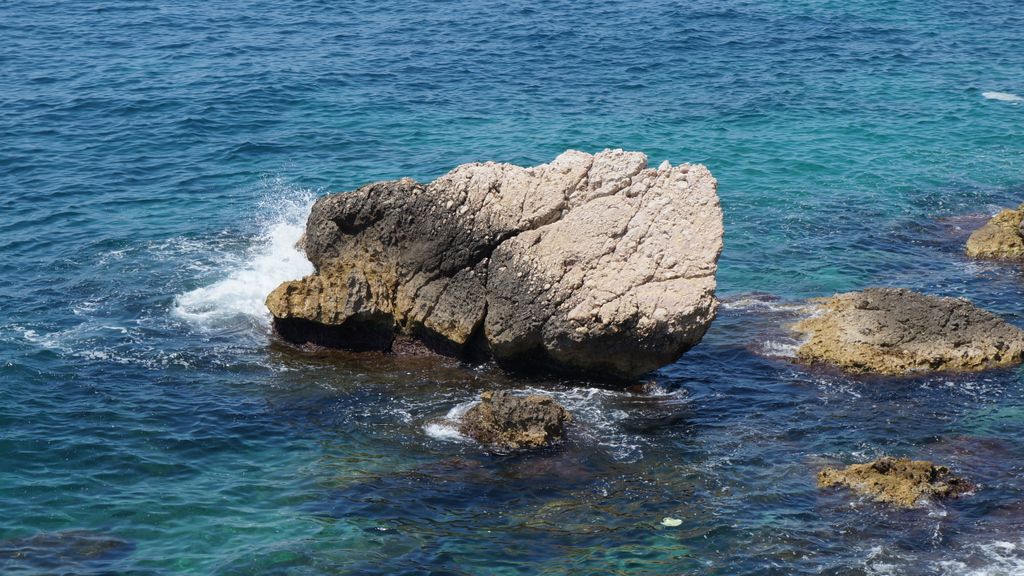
top-left (457, 390), bottom-right (571, 450)
top-left (266, 149), bottom-right (723, 380)
top-left (965, 203), bottom-right (1024, 260)
top-left (817, 457), bottom-right (972, 508)
top-left (793, 288), bottom-right (1024, 375)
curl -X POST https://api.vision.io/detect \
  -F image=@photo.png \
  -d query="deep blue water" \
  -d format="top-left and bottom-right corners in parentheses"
top-left (3, 1), bottom-right (1024, 574)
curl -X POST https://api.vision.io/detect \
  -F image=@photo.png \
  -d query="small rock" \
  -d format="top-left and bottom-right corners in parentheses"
top-left (817, 457), bottom-right (973, 508)
top-left (457, 390), bottom-right (571, 450)
top-left (965, 203), bottom-right (1024, 260)
top-left (793, 287), bottom-right (1024, 375)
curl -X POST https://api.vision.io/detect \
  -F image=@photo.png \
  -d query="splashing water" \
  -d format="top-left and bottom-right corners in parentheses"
top-left (173, 184), bottom-right (315, 328)
top-left (936, 539), bottom-right (1024, 576)
top-left (424, 400), bottom-right (476, 442)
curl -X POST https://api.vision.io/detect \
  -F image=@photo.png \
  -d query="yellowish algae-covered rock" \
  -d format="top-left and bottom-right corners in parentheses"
top-left (817, 457), bottom-right (972, 508)
top-left (793, 288), bottom-right (1024, 375)
top-left (965, 203), bottom-right (1024, 260)
top-left (457, 390), bottom-right (571, 450)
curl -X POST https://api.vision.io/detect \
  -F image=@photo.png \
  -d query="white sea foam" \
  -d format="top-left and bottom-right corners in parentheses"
top-left (759, 338), bottom-right (803, 359)
top-left (424, 422), bottom-right (470, 442)
top-left (522, 385), bottom-right (686, 461)
top-left (720, 296), bottom-right (813, 314)
top-left (859, 539), bottom-right (1024, 576)
top-left (173, 184), bottom-right (315, 328)
top-left (423, 400), bottom-right (477, 442)
top-left (422, 386), bottom-right (680, 461)
top-left (12, 323), bottom-right (73, 351)
top-left (936, 539), bottom-right (1024, 576)
top-left (4, 320), bottom-right (193, 369)
top-left (982, 91), bottom-right (1023, 102)
top-left (862, 546), bottom-right (904, 576)
top-left (720, 294), bottom-right (816, 360)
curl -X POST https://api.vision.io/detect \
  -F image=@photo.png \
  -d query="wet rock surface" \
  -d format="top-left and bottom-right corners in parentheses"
top-left (965, 203), bottom-right (1024, 260)
top-left (266, 149), bottom-right (723, 380)
top-left (457, 390), bottom-right (571, 450)
top-left (793, 287), bottom-right (1024, 375)
top-left (817, 457), bottom-right (973, 508)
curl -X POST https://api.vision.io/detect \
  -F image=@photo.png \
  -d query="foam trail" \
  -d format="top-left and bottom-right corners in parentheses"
top-left (936, 539), bottom-right (1024, 575)
top-left (173, 183), bottom-right (315, 328)
top-left (982, 91), bottom-right (1023, 102)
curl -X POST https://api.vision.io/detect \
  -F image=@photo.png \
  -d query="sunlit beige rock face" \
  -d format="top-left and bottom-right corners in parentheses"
top-left (266, 149), bottom-right (723, 380)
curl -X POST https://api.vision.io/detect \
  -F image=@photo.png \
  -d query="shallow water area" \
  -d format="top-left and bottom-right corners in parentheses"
top-left (3, 0), bottom-right (1024, 574)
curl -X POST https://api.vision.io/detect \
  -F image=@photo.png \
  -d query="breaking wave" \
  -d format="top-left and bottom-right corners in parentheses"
top-left (173, 184), bottom-right (315, 328)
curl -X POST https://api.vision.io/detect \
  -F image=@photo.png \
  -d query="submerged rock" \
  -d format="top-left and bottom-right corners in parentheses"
top-left (817, 457), bottom-right (972, 508)
top-left (0, 530), bottom-right (134, 568)
top-left (266, 149), bottom-right (723, 380)
top-left (457, 390), bottom-right (571, 450)
top-left (965, 203), bottom-right (1024, 260)
top-left (793, 288), bottom-right (1024, 375)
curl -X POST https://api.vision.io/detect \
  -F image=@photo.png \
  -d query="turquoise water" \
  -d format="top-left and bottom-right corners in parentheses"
top-left (2, 1), bottom-right (1024, 573)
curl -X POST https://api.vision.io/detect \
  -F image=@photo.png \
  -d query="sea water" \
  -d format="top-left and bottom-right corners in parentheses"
top-left (2, 1), bottom-right (1024, 574)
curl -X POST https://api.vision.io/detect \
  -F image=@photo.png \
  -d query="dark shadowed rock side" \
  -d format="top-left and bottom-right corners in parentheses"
top-left (793, 288), bottom-right (1024, 375)
top-left (457, 390), bottom-right (571, 450)
top-left (817, 457), bottom-right (973, 508)
top-left (965, 203), bottom-right (1024, 260)
top-left (266, 149), bottom-right (723, 380)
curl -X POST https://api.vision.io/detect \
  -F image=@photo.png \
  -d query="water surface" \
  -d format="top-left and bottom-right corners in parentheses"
top-left (2, 1), bottom-right (1024, 573)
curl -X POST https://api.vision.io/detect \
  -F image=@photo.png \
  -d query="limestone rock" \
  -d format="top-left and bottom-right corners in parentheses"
top-left (817, 457), bottom-right (972, 508)
top-left (266, 149), bottom-right (723, 379)
top-left (457, 390), bottom-right (571, 449)
top-left (265, 275), bottom-right (396, 350)
top-left (793, 288), bottom-right (1024, 375)
top-left (965, 203), bottom-right (1024, 260)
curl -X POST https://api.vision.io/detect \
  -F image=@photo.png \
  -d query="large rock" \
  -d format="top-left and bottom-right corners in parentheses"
top-left (793, 288), bottom-right (1024, 375)
top-left (266, 149), bottom-right (723, 379)
top-left (817, 457), bottom-right (972, 508)
top-left (965, 203), bottom-right (1024, 260)
top-left (457, 390), bottom-right (571, 449)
